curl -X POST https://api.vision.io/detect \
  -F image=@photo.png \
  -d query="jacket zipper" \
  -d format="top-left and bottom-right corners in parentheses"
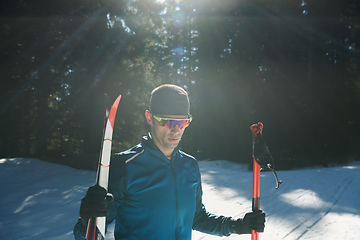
top-left (170, 161), bottom-right (179, 240)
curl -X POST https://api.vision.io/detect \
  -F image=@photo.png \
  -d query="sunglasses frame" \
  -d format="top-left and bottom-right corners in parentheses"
top-left (152, 114), bottom-right (193, 129)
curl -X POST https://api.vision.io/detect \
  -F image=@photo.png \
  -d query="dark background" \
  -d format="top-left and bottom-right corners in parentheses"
top-left (1, 0), bottom-right (359, 170)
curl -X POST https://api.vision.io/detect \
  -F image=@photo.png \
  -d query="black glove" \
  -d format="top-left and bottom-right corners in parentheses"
top-left (79, 185), bottom-right (114, 235)
top-left (230, 210), bottom-right (266, 234)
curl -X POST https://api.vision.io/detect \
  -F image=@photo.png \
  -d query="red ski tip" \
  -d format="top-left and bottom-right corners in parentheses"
top-left (108, 95), bottom-right (122, 129)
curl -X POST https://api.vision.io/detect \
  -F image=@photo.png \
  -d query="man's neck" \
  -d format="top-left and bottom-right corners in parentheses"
top-left (159, 147), bottom-right (173, 159)
top-left (152, 140), bottom-right (174, 159)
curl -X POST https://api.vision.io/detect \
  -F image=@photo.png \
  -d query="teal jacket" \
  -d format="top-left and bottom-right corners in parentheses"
top-left (74, 134), bottom-right (232, 239)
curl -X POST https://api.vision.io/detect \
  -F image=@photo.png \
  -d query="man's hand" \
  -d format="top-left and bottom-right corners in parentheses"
top-left (79, 185), bottom-right (113, 235)
top-left (230, 210), bottom-right (266, 234)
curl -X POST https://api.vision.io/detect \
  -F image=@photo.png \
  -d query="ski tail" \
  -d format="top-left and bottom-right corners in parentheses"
top-left (86, 217), bottom-right (105, 240)
top-left (86, 94), bottom-right (121, 240)
top-left (86, 217), bottom-right (104, 240)
top-left (250, 122), bottom-right (263, 240)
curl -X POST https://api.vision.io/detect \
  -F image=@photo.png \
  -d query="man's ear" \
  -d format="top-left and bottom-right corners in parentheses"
top-left (145, 110), bottom-right (153, 126)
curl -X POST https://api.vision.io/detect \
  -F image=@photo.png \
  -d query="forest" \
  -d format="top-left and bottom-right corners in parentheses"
top-left (1, 0), bottom-right (360, 170)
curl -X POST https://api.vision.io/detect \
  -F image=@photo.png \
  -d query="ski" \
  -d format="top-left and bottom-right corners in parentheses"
top-left (86, 94), bottom-right (121, 240)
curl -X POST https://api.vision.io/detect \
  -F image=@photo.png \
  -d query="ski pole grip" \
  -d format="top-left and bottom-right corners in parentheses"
top-left (250, 122), bottom-right (263, 146)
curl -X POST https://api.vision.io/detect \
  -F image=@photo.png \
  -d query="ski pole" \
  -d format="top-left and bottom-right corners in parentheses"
top-left (250, 122), bottom-right (263, 240)
top-left (250, 122), bottom-right (282, 240)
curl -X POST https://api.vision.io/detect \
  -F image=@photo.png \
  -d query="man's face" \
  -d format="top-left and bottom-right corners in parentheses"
top-left (145, 111), bottom-right (188, 157)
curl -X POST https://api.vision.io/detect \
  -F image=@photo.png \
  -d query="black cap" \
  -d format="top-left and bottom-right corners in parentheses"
top-left (149, 84), bottom-right (190, 116)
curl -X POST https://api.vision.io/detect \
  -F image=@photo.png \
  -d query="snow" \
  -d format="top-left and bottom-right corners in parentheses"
top-left (1, 158), bottom-right (359, 240)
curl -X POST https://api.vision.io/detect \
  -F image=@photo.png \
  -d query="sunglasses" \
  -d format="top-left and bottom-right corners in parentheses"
top-left (153, 115), bottom-right (193, 129)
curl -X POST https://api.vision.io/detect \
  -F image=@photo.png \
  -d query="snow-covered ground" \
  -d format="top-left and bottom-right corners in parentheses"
top-left (1, 158), bottom-right (359, 240)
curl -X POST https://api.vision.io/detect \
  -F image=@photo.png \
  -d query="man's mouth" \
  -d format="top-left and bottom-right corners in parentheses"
top-left (168, 137), bottom-right (179, 142)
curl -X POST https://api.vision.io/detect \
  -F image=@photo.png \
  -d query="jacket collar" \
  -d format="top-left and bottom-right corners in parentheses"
top-left (142, 132), bottom-right (182, 159)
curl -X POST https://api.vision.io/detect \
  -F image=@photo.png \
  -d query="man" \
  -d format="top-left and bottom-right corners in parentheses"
top-left (74, 84), bottom-right (265, 240)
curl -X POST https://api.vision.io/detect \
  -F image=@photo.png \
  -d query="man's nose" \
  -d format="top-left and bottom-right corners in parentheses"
top-left (171, 124), bottom-right (181, 132)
